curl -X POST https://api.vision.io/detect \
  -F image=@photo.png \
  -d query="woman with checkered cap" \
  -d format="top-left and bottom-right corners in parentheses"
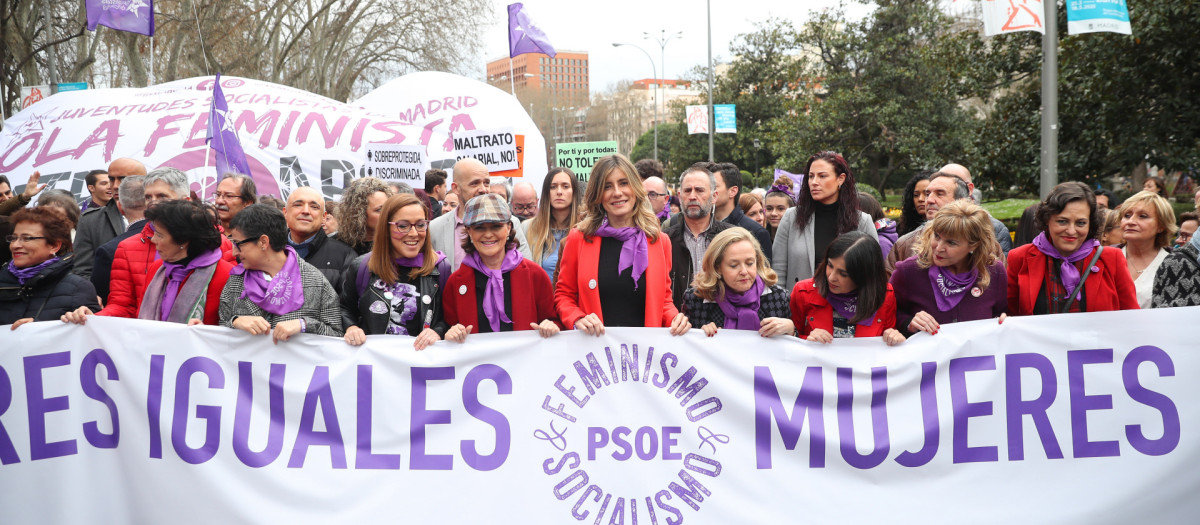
top-left (443, 193), bottom-right (561, 342)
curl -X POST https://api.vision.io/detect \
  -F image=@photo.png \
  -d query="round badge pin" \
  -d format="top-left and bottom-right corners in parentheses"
top-left (459, 285), bottom-right (468, 295)
top-left (383, 291), bottom-right (394, 300)
top-left (423, 295), bottom-right (432, 305)
top-left (588, 279), bottom-right (597, 290)
top-left (971, 287), bottom-right (983, 297)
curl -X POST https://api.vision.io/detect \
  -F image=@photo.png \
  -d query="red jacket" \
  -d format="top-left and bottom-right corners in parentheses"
top-left (97, 222), bottom-right (236, 318)
top-left (1006, 243), bottom-right (1138, 316)
top-left (443, 257), bottom-right (561, 332)
top-left (139, 258), bottom-right (234, 325)
top-left (554, 229), bottom-right (678, 329)
top-left (789, 278), bottom-right (897, 339)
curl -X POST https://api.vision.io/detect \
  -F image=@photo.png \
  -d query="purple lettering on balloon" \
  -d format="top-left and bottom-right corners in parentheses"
top-left (24, 351), bottom-right (77, 461)
top-left (0, 365), bottom-right (19, 464)
top-left (837, 366), bottom-right (891, 469)
top-left (1068, 349), bottom-right (1120, 458)
top-left (949, 355), bottom-right (998, 463)
top-left (80, 349), bottom-right (119, 449)
top-left (895, 361), bottom-right (939, 467)
top-left (147, 354), bottom-right (166, 459)
top-left (461, 364), bottom-right (512, 471)
top-left (1005, 353), bottom-right (1063, 461)
top-left (410, 367), bottom-right (454, 470)
top-left (754, 366), bottom-right (825, 469)
top-left (233, 362), bottom-right (286, 468)
top-left (144, 114), bottom-right (191, 157)
top-left (288, 366), bottom-right (347, 468)
top-left (1123, 346), bottom-right (1180, 456)
top-left (355, 365), bottom-right (401, 469)
top-left (171, 356), bottom-right (225, 465)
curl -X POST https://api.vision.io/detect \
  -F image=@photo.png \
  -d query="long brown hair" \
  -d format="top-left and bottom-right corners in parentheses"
top-left (793, 151), bottom-right (862, 234)
top-left (368, 194), bottom-right (436, 284)
top-left (576, 155), bottom-right (661, 242)
top-left (526, 167), bottom-right (582, 263)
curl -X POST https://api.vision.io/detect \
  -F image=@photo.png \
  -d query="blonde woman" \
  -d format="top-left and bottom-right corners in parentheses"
top-left (890, 201), bottom-right (1007, 336)
top-left (554, 155), bottom-right (690, 335)
top-left (337, 177), bottom-right (395, 255)
top-left (519, 167), bottom-right (582, 280)
top-left (1118, 190), bottom-right (1177, 308)
top-left (682, 228), bottom-right (793, 337)
top-left (1099, 208), bottom-right (1124, 246)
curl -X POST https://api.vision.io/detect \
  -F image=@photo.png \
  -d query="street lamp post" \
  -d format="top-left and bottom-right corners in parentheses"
top-left (612, 42), bottom-right (658, 161)
top-left (645, 30), bottom-right (682, 160)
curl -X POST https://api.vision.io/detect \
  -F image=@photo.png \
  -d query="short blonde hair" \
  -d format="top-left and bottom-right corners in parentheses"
top-left (691, 228), bottom-right (777, 301)
top-left (1117, 190), bottom-right (1177, 250)
top-left (913, 200), bottom-right (1001, 291)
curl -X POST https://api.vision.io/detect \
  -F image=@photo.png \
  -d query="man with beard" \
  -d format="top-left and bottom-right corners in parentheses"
top-left (665, 165), bottom-right (732, 307)
top-left (214, 173), bottom-right (257, 231)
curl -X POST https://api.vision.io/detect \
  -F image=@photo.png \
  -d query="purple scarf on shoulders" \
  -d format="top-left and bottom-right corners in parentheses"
top-left (229, 246), bottom-right (305, 315)
top-left (826, 289), bottom-right (876, 326)
top-left (7, 257), bottom-right (60, 285)
top-left (140, 248), bottom-right (222, 323)
top-left (460, 248), bottom-right (524, 332)
top-left (928, 265), bottom-right (978, 311)
top-left (594, 218), bottom-right (649, 289)
top-left (1032, 232), bottom-right (1099, 299)
top-left (717, 276), bottom-right (764, 330)
top-left (395, 251), bottom-right (447, 269)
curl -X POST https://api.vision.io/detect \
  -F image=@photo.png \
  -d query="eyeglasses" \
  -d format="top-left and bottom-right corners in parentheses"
top-left (1178, 231), bottom-right (1195, 242)
top-left (646, 192), bottom-right (666, 200)
top-left (229, 237), bottom-right (258, 250)
top-left (512, 203), bottom-right (537, 212)
top-left (6, 235), bottom-right (46, 243)
top-left (389, 220), bottom-right (429, 234)
top-left (214, 192), bottom-right (244, 202)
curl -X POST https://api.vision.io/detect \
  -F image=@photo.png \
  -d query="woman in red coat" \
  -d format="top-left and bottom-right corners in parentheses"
top-left (443, 193), bottom-right (560, 341)
top-left (554, 154), bottom-right (690, 335)
top-left (790, 231), bottom-right (904, 345)
top-left (1007, 181), bottom-right (1138, 315)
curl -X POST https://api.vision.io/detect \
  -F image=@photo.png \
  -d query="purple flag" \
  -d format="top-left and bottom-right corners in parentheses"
top-left (86, 0), bottom-right (155, 36)
top-left (508, 3), bottom-right (556, 58)
top-left (206, 74), bottom-right (252, 178)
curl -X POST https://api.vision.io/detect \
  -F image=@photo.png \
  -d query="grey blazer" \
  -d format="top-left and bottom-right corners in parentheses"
top-left (429, 211), bottom-right (532, 271)
top-left (770, 206), bottom-right (878, 286)
top-left (73, 203), bottom-right (125, 278)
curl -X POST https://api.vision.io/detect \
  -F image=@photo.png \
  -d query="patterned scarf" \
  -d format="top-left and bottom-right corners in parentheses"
top-left (826, 289), bottom-right (876, 326)
top-left (928, 265), bottom-right (978, 312)
top-left (229, 246), bottom-right (305, 315)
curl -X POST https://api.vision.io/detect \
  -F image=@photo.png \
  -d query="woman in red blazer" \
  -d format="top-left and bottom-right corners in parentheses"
top-left (444, 194), bottom-right (560, 341)
top-left (789, 231), bottom-right (904, 345)
top-left (554, 155), bottom-right (690, 335)
top-left (1007, 181), bottom-right (1138, 315)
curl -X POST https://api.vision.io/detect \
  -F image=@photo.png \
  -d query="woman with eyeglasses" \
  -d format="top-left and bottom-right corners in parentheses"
top-left (2, 207), bottom-right (100, 328)
top-left (220, 204), bottom-right (344, 342)
top-left (443, 194), bottom-right (560, 342)
top-left (341, 194), bottom-right (450, 349)
top-left (519, 167), bottom-right (582, 280)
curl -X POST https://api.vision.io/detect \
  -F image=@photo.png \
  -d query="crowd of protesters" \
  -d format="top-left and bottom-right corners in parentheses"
top-left (4, 150), bottom-right (1198, 347)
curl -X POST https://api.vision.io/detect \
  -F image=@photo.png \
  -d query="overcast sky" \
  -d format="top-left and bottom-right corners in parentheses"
top-left (477, 0), bottom-right (873, 94)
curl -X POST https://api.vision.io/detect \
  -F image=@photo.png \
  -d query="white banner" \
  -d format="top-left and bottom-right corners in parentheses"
top-left (2, 308), bottom-right (1198, 523)
top-left (0, 72), bottom-right (547, 203)
top-left (686, 105), bottom-right (709, 135)
top-left (981, 0), bottom-right (1046, 36)
top-left (365, 143), bottom-right (428, 187)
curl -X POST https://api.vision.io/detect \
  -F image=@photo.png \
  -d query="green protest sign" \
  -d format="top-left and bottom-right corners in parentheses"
top-left (555, 141), bottom-right (619, 181)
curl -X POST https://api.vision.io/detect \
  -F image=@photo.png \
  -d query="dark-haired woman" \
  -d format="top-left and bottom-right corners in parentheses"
top-left (2, 207), bottom-right (99, 328)
top-left (1007, 181), bottom-right (1138, 316)
top-left (858, 193), bottom-right (897, 259)
top-left (519, 167), bottom-right (582, 280)
top-left (897, 172), bottom-right (931, 237)
top-left (772, 152), bottom-right (878, 286)
top-left (763, 178), bottom-right (795, 243)
top-left (64, 199), bottom-right (233, 325)
top-left (220, 204), bottom-right (344, 342)
top-left (444, 194), bottom-right (560, 341)
top-left (341, 194), bottom-right (450, 349)
top-left (1142, 176), bottom-right (1168, 199)
top-left (789, 231), bottom-right (903, 345)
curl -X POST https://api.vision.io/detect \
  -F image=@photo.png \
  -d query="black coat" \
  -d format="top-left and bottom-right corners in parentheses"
top-left (723, 205), bottom-right (774, 262)
top-left (0, 256), bottom-right (101, 324)
top-left (73, 201), bottom-right (125, 278)
top-left (340, 254), bottom-right (450, 337)
top-left (292, 230), bottom-right (357, 292)
top-left (91, 219), bottom-right (146, 303)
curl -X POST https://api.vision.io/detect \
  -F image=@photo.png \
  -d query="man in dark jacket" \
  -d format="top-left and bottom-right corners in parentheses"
top-left (709, 162), bottom-right (773, 261)
top-left (74, 192), bottom-right (127, 278)
top-left (284, 186), bottom-right (356, 291)
top-left (666, 167), bottom-right (732, 308)
top-left (90, 176), bottom-right (147, 302)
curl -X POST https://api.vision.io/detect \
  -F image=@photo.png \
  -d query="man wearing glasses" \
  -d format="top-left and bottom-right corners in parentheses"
top-left (511, 182), bottom-right (539, 221)
top-left (643, 176), bottom-right (670, 224)
top-left (214, 173), bottom-right (258, 231)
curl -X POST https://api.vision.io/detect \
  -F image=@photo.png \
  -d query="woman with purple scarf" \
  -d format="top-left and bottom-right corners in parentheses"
top-left (2, 207), bottom-right (99, 328)
top-left (1008, 181), bottom-right (1138, 315)
top-left (220, 204), bottom-right (343, 343)
top-left (789, 231), bottom-right (904, 345)
top-left (890, 201), bottom-right (1007, 336)
top-left (443, 194), bottom-right (560, 342)
top-left (682, 228), bottom-right (793, 338)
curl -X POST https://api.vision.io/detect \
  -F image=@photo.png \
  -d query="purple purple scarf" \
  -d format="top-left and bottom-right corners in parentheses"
top-left (159, 249), bottom-right (223, 320)
top-left (595, 218), bottom-right (649, 289)
top-left (1032, 232), bottom-right (1100, 299)
top-left (826, 290), bottom-right (876, 326)
top-left (229, 246), bottom-right (304, 315)
top-left (717, 276), bottom-right (764, 330)
top-left (7, 257), bottom-right (60, 285)
top-left (929, 265), bottom-right (978, 312)
top-left (460, 248), bottom-right (524, 332)
top-left (395, 251), bottom-right (447, 269)
top-left (656, 206), bottom-right (670, 221)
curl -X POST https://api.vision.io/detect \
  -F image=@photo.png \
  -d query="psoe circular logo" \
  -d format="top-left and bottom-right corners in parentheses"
top-left (533, 342), bottom-right (728, 523)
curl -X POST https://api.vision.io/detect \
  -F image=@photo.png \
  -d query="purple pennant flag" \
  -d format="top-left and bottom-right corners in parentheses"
top-left (206, 74), bottom-right (252, 178)
top-left (85, 0), bottom-right (155, 36)
top-left (508, 3), bottom-right (556, 58)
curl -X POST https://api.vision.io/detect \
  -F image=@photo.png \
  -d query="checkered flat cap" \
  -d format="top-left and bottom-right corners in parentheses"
top-left (462, 193), bottom-right (512, 226)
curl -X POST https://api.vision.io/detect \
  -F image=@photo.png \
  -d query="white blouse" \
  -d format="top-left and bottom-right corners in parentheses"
top-left (1124, 247), bottom-right (1169, 309)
